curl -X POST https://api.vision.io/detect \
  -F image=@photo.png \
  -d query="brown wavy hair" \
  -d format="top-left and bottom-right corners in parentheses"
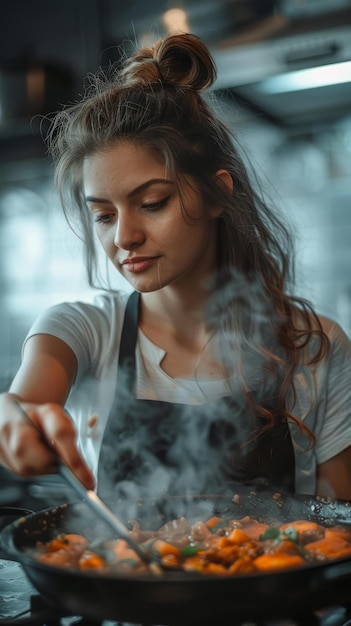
top-left (46, 32), bottom-right (329, 444)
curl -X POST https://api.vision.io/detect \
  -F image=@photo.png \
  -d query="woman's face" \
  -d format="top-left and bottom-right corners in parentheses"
top-left (83, 141), bottom-right (220, 293)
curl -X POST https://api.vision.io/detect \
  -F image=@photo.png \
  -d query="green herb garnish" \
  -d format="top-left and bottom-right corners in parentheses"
top-left (180, 545), bottom-right (201, 557)
top-left (260, 525), bottom-right (305, 554)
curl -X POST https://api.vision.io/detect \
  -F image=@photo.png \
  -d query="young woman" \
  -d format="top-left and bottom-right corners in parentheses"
top-left (1, 33), bottom-right (351, 500)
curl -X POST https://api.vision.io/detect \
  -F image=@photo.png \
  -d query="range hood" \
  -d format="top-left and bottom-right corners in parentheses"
top-left (210, 2), bottom-right (351, 128)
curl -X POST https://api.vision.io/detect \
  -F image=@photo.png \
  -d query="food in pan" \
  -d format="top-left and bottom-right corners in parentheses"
top-left (31, 512), bottom-right (351, 576)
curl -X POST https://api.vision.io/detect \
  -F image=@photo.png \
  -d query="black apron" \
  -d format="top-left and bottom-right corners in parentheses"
top-left (97, 291), bottom-right (295, 499)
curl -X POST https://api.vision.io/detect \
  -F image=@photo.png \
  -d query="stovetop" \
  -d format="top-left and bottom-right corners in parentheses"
top-left (2, 558), bottom-right (351, 626)
top-left (0, 558), bottom-right (118, 626)
top-left (0, 559), bottom-right (34, 621)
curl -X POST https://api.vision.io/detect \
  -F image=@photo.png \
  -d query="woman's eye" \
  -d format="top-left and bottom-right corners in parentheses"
top-left (142, 196), bottom-right (171, 211)
top-left (93, 213), bottom-right (114, 224)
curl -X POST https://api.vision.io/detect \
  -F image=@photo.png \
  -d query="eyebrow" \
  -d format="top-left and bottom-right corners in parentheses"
top-left (85, 178), bottom-right (174, 204)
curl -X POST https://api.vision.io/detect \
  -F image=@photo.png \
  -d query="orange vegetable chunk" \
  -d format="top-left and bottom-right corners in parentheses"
top-left (205, 516), bottom-right (225, 529)
top-left (227, 528), bottom-right (252, 545)
top-left (79, 551), bottom-right (105, 570)
top-left (254, 552), bottom-right (304, 571)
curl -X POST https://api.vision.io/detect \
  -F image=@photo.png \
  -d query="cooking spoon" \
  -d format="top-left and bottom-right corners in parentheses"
top-left (11, 400), bottom-right (160, 573)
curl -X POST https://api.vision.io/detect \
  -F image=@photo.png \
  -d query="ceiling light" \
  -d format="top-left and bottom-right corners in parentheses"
top-left (256, 60), bottom-right (351, 94)
top-left (162, 8), bottom-right (189, 33)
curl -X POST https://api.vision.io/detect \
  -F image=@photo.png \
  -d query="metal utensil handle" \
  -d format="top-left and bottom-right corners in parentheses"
top-left (57, 464), bottom-right (147, 559)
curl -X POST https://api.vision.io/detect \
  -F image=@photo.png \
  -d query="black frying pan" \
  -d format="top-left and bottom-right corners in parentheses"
top-left (2, 484), bottom-right (351, 625)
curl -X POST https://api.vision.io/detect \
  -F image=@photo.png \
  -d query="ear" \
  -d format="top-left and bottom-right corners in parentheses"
top-left (215, 168), bottom-right (233, 193)
top-left (209, 169), bottom-right (233, 218)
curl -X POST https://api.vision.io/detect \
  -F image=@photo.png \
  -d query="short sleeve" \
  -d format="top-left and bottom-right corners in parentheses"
top-left (314, 322), bottom-right (351, 464)
top-left (23, 292), bottom-right (129, 380)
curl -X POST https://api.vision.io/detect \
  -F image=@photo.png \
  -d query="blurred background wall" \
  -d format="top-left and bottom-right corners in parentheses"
top-left (1, 0), bottom-right (351, 394)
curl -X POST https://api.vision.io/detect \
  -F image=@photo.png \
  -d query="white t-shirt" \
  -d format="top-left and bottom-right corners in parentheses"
top-left (24, 290), bottom-right (351, 495)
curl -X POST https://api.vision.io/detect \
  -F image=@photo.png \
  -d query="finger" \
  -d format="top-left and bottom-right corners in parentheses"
top-left (33, 403), bottom-right (96, 490)
top-left (1, 414), bottom-right (58, 476)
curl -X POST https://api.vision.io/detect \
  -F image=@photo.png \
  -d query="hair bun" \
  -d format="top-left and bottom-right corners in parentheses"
top-left (122, 32), bottom-right (217, 92)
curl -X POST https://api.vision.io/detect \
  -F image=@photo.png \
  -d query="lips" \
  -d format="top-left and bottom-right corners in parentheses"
top-left (121, 257), bottom-right (159, 273)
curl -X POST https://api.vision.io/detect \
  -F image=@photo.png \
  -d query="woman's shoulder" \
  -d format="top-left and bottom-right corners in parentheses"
top-left (319, 314), bottom-right (351, 358)
top-left (317, 314), bottom-right (350, 343)
top-left (291, 308), bottom-right (351, 372)
top-left (26, 289), bottom-right (133, 348)
top-left (295, 307), bottom-right (350, 341)
top-left (305, 312), bottom-right (351, 364)
top-left (25, 289), bottom-right (134, 375)
top-left (39, 289), bottom-right (131, 322)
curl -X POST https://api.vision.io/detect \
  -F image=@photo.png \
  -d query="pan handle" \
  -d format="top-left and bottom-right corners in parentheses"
top-left (0, 507), bottom-right (33, 527)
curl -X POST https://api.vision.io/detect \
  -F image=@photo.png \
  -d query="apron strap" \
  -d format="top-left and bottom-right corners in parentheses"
top-left (117, 291), bottom-right (140, 394)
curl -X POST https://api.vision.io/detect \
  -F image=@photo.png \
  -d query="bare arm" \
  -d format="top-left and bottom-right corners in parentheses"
top-left (0, 334), bottom-right (95, 489)
top-left (316, 446), bottom-right (351, 500)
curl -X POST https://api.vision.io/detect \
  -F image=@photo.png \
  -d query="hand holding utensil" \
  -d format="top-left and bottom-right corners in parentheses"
top-left (11, 399), bottom-right (160, 572)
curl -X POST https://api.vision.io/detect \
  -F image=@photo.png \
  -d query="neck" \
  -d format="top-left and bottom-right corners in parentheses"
top-left (139, 286), bottom-right (223, 380)
top-left (141, 284), bottom-right (209, 335)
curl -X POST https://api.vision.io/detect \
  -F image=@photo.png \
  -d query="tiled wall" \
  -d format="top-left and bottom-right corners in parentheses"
top-left (232, 109), bottom-right (351, 337)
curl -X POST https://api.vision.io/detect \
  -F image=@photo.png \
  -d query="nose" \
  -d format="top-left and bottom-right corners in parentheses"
top-left (114, 212), bottom-right (145, 250)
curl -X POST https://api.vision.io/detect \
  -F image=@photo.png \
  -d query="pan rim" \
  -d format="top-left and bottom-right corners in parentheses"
top-left (2, 496), bottom-right (351, 584)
